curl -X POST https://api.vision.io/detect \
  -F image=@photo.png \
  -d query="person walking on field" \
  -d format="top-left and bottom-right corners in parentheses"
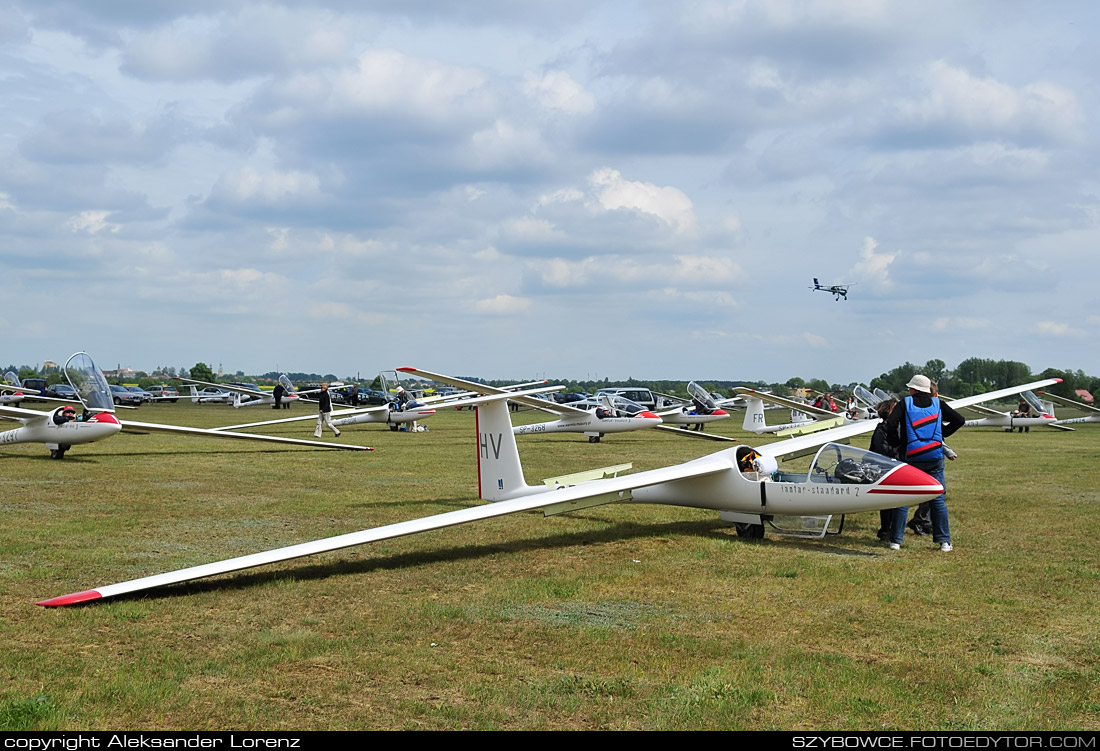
top-left (313, 383), bottom-right (341, 438)
top-left (884, 374), bottom-right (964, 552)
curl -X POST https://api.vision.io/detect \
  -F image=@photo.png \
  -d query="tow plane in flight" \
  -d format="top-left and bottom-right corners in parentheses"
top-left (810, 278), bottom-right (855, 301)
top-left (1, 353), bottom-right (371, 459)
top-left (38, 386), bottom-right (947, 607)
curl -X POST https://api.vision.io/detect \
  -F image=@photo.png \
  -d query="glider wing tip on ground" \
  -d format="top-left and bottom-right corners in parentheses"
top-left (37, 589), bottom-right (103, 607)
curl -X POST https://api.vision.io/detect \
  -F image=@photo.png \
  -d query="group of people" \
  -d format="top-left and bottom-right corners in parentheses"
top-left (869, 374), bottom-right (965, 552)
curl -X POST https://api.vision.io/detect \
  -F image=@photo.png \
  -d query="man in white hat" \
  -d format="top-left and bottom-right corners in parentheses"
top-left (883, 373), bottom-right (965, 552)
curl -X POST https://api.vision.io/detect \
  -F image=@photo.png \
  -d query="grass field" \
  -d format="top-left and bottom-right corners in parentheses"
top-left (2, 401), bottom-right (1098, 730)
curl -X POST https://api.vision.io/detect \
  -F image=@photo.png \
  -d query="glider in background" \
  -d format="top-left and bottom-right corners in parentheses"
top-left (1, 353), bottom-right (371, 459)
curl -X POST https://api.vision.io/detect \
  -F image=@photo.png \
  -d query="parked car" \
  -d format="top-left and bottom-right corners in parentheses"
top-left (45, 383), bottom-right (80, 401)
top-left (146, 385), bottom-right (180, 403)
top-left (126, 385), bottom-right (153, 404)
top-left (109, 384), bottom-right (142, 407)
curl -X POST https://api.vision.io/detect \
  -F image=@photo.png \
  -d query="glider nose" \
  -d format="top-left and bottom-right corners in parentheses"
top-left (868, 463), bottom-right (944, 499)
top-left (638, 411), bottom-right (661, 420)
top-left (713, 409), bottom-right (729, 417)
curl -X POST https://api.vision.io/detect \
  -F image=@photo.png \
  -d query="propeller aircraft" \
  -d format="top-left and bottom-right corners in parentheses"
top-left (37, 387), bottom-right (947, 607)
top-left (810, 278), bottom-right (855, 301)
top-left (1, 353), bottom-right (372, 458)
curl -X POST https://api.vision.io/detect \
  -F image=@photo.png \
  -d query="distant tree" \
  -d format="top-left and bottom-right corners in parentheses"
top-left (190, 362), bottom-right (215, 382)
top-left (806, 378), bottom-right (830, 393)
top-left (785, 377), bottom-right (805, 391)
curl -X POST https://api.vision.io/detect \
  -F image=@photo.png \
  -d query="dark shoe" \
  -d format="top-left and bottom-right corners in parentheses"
top-left (907, 520), bottom-right (928, 536)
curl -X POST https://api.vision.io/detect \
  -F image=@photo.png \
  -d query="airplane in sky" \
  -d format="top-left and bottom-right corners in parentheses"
top-left (1, 353), bottom-right (371, 459)
top-left (37, 391), bottom-right (947, 607)
top-left (809, 278), bottom-right (855, 301)
top-left (1040, 391), bottom-right (1100, 427)
top-left (176, 375), bottom-right (302, 409)
top-left (398, 366), bottom-right (664, 443)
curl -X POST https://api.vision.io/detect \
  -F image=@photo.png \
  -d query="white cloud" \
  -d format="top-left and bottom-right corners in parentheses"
top-left (211, 168), bottom-right (320, 205)
top-left (932, 317), bottom-right (990, 331)
top-left (66, 211), bottom-right (121, 235)
top-left (589, 168), bottom-right (696, 234)
top-left (803, 332), bottom-right (827, 347)
top-left (847, 236), bottom-right (898, 290)
top-left (474, 294), bottom-right (532, 314)
top-left (531, 254), bottom-right (741, 290)
top-left (1035, 321), bottom-right (1085, 337)
top-left (334, 50), bottom-right (490, 121)
top-left (895, 61), bottom-right (1084, 143)
top-left (523, 70), bottom-right (596, 114)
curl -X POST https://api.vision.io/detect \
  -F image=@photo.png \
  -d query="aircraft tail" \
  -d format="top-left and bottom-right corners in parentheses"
top-left (476, 399), bottom-right (535, 502)
top-left (813, 277), bottom-right (820, 288)
top-left (189, 385), bottom-right (200, 403)
top-left (742, 396), bottom-right (767, 432)
top-left (232, 391), bottom-right (242, 408)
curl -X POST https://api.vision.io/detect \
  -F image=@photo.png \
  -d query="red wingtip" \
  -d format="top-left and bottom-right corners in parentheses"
top-left (396, 366), bottom-right (415, 373)
top-left (37, 589), bottom-right (103, 607)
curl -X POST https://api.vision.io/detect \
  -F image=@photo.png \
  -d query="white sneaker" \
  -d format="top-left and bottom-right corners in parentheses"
top-left (888, 543), bottom-right (901, 550)
top-left (939, 542), bottom-right (953, 552)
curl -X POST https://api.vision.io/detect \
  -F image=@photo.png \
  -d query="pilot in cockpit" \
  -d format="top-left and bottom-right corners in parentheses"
top-left (53, 405), bottom-right (77, 425)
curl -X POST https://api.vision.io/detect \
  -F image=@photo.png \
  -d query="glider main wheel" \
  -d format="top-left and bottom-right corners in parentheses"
top-left (735, 522), bottom-right (765, 539)
top-left (389, 425), bottom-right (399, 432)
top-left (588, 435), bottom-right (600, 443)
top-left (49, 447), bottom-right (67, 460)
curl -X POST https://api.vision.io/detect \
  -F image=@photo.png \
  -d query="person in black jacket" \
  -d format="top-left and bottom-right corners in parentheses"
top-left (272, 382), bottom-right (284, 410)
top-left (869, 399), bottom-right (900, 541)
top-left (313, 383), bottom-right (341, 438)
top-left (884, 374), bottom-right (965, 551)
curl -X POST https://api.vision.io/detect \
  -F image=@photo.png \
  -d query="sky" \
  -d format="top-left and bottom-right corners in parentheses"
top-left (2, 1), bottom-right (1098, 384)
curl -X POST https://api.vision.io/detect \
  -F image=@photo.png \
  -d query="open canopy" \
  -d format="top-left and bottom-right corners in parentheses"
top-left (64, 352), bottom-right (115, 412)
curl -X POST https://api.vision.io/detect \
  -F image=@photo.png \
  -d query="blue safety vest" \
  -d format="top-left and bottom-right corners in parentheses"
top-left (903, 396), bottom-right (943, 461)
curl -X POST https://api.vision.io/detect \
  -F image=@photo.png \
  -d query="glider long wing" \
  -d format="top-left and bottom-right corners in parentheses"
top-left (37, 456), bottom-right (732, 606)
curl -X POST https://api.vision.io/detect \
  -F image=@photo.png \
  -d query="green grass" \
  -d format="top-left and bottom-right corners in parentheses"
top-left (1, 402), bottom-right (1098, 729)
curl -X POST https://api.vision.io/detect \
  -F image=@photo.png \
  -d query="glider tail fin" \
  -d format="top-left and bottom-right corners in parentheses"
top-left (742, 396), bottom-right (767, 433)
top-left (475, 399), bottom-right (534, 502)
top-left (189, 385), bottom-right (200, 403)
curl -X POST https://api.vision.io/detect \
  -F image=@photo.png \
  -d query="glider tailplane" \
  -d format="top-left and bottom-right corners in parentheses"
top-left (476, 399), bottom-right (534, 502)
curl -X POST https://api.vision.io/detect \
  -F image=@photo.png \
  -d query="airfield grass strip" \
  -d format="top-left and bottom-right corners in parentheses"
top-left (1, 402), bottom-right (1097, 729)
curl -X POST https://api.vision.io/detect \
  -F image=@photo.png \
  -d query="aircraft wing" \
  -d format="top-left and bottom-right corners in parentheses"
top-left (1040, 391), bottom-right (1100, 415)
top-left (0, 404), bottom-right (51, 424)
top-left (946, 378), bottom-right (1061, 410)
top-left (757, 419), bottom-right (880, 461)
top-left (950, 401), bottom-right (1005, 417)
top-left (732, 388), bottom-right (836, 418)
top-left (174, 377), bottom-right (266, 398)
top-left (118, 419), bottom-right (372, 451)
top-left (38, 456), bottom-right (733, 607)
top-left (396, 367), bottom-right (585, 415)
top-left (654, 424), bottom-right (737, 442)
top-left (213, 405), bottom-right (392, 431)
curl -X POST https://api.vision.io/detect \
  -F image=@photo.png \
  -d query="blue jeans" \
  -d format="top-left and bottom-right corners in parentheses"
top-left (890, 458), bottom-right (949, 544)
